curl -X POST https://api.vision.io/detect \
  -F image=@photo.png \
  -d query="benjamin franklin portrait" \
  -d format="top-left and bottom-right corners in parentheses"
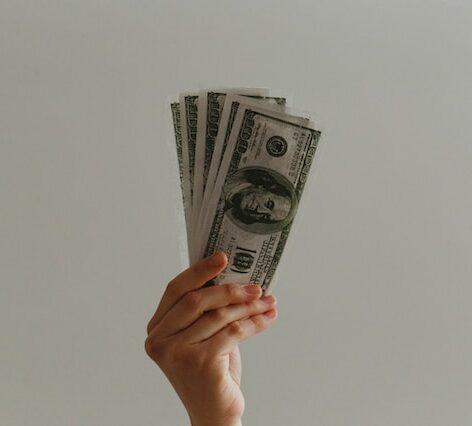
top-left (222, 167), bottom-right (298, 234)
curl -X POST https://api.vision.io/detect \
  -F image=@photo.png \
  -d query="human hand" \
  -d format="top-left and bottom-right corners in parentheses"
top-left (145, 252), bottom-right (277, 426)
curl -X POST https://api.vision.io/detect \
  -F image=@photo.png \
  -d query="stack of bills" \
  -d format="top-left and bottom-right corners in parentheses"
top-left (170, 89), bottom-right (321, 292)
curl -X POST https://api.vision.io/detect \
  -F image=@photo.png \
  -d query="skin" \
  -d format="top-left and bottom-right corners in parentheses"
top-left (145, 251), bottom-right (278, 426)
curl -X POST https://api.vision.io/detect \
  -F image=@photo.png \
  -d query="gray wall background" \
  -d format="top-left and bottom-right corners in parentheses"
top-left (1, 1), bottom-right (471, 425)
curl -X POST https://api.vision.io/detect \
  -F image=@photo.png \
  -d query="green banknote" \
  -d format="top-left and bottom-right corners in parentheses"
top-left (170, 102), bottom-right (184, 188)
top-left (194, 95), bottom-right (287, 254)
top-left (199, 103), bottom-right (320, 292)
top-left (178, 94), bottom-right (199, 257)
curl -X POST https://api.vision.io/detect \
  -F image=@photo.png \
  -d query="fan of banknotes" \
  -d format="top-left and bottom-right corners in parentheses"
top-left (170, 89), bottom-right (321, 293)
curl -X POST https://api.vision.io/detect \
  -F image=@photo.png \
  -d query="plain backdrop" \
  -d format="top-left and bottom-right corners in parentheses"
top-left (1, 1), bottom-right (471, 425)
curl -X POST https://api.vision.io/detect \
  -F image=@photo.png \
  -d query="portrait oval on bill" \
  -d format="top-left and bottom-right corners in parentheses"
top-left (222, 167), bottom-right (298, 234)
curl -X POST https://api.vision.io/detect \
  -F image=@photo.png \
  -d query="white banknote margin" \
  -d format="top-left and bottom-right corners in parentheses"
top-left (194, 95), bottom-right (288, 260)
top-left (264, 87), bottom-right (294, 109)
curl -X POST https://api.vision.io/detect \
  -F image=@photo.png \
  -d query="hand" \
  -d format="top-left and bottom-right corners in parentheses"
top-left (145, 252), bottom-right (277, 426)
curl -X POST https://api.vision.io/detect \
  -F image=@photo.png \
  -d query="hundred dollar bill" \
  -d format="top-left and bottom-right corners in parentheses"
top-left (193, 89), bottom-right (268, 222)
top-left (199, 103), bottom-right (320, 292)
top-left (202, 95), bottom-right (286, 210)
top-left (179, 94), bottom-right (199, 259)
top-left (194, 95), bottom-right (286, 255)
top-left (170, 102), bottom-right (184, 193)
top-left (170, 102), bottom-right (193, 252)
top-left (191, 89), bottom-right (269, 261)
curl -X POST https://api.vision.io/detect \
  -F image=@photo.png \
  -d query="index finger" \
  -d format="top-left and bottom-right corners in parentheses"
top-left (146, 251), bottom-right (227, 334)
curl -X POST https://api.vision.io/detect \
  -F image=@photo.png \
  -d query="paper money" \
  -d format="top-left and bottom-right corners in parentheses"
top-left (169, 88), bottom-right (321, 292)
top-left (202, 95), bottom-right (286, 208)
top-left (178, 94), bottom-right (199, 257)
top-left (192, 89), bottom-right (268, 229)
top-left (170, 101), bottom-right (194, 252)
top-left (171, 103), bottom-right (184, 192)
top-left (194, 95), bottom-right (287, 256)
top-left (199, 103), bottom-right (320, 292)
top-left (191, 89), bottom-right (269, 261)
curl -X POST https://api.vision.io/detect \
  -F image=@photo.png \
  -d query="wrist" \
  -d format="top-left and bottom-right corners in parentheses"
top-left (190, 416), bottom-right (242, 426)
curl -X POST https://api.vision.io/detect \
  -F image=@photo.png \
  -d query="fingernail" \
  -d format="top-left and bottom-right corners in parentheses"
top-left (260, 295), bottom-right (276, 304)
top-left (243, 284), bottom-right (261, 295)
top-left (206, 251), bottom-right (226, 266)
top-left (264, 309), bottom-right (277, 319)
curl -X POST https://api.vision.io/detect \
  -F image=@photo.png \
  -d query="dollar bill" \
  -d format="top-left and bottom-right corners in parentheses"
top-left (198, 103), bottom-right (320, 292)
top-left (191, 89), bottom-right (269, 261)
top-left (202, 95), bottom-right (286, 209)
top-left (194, 95), bottom-right (287, 256)
top-left (193, 89), bottom-right (268, 220)
top-left (179, 94), bottom-right (199, 259)
top-left (170, 102), bottom-right (184, 191)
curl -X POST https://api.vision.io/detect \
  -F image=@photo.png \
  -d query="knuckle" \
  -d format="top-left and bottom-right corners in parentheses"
top-left (145, 337), bottom-right (186, 366)
top-left (225, 284), bottom-right (240, 299)
top-left (144, 336), bottom-right (165, 360)
top-left (243, 301), bottom-right (259, 316)
top-left (146, 321), bottom-right (155, 335)
top-left (228, 321), bottom-right (245, 337)
top-left (251, 315), bottom-right (266, 330)
top-left (209, 307), bottom-right (227, 322)
top-left (144, 337), bottom-right (153, 357)
top-left (249, 300), bottom-right (260, 310)
top-left (166, 279), bottom-right (180, 297)
top-left (184, 291), bottom-right (201, 310)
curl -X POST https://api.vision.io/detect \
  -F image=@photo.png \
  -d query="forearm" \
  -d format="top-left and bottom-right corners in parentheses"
top-left (146, 254), bottom-right (276, 426)
top-left (191, 416), bottom-right (242, 426)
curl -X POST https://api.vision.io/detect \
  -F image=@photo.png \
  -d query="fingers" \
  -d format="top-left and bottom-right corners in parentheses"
top-left (181, 294), bottom-right (277, 343)
top-left (147, 252), bottom-right (227, 334)
top-left (202, 308), bottom-right (278, 355)
top-left (153, 283), bottom-right (263, 337)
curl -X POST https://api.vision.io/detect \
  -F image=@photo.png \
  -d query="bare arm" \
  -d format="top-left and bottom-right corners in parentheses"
top-left (145, 252), bottom-right (277, 426)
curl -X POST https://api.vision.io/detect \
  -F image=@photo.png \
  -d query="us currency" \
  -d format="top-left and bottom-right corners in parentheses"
top-left (170, 102), bottom-right (184, 193)
top-left (191, 89), bottom-right (269, 261)
top-left (201, 95), bottom-right (286, 210)
top-left (192, 89), bottom-right (268, 224)
top-left (170, 101), bottom-right (194, 251)
top-left (194, 95), bottom-right (287, 255)
top-left (198, 103), bottom-right (320, 292)
top-left (179, 94), bottom-right (199, 257)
